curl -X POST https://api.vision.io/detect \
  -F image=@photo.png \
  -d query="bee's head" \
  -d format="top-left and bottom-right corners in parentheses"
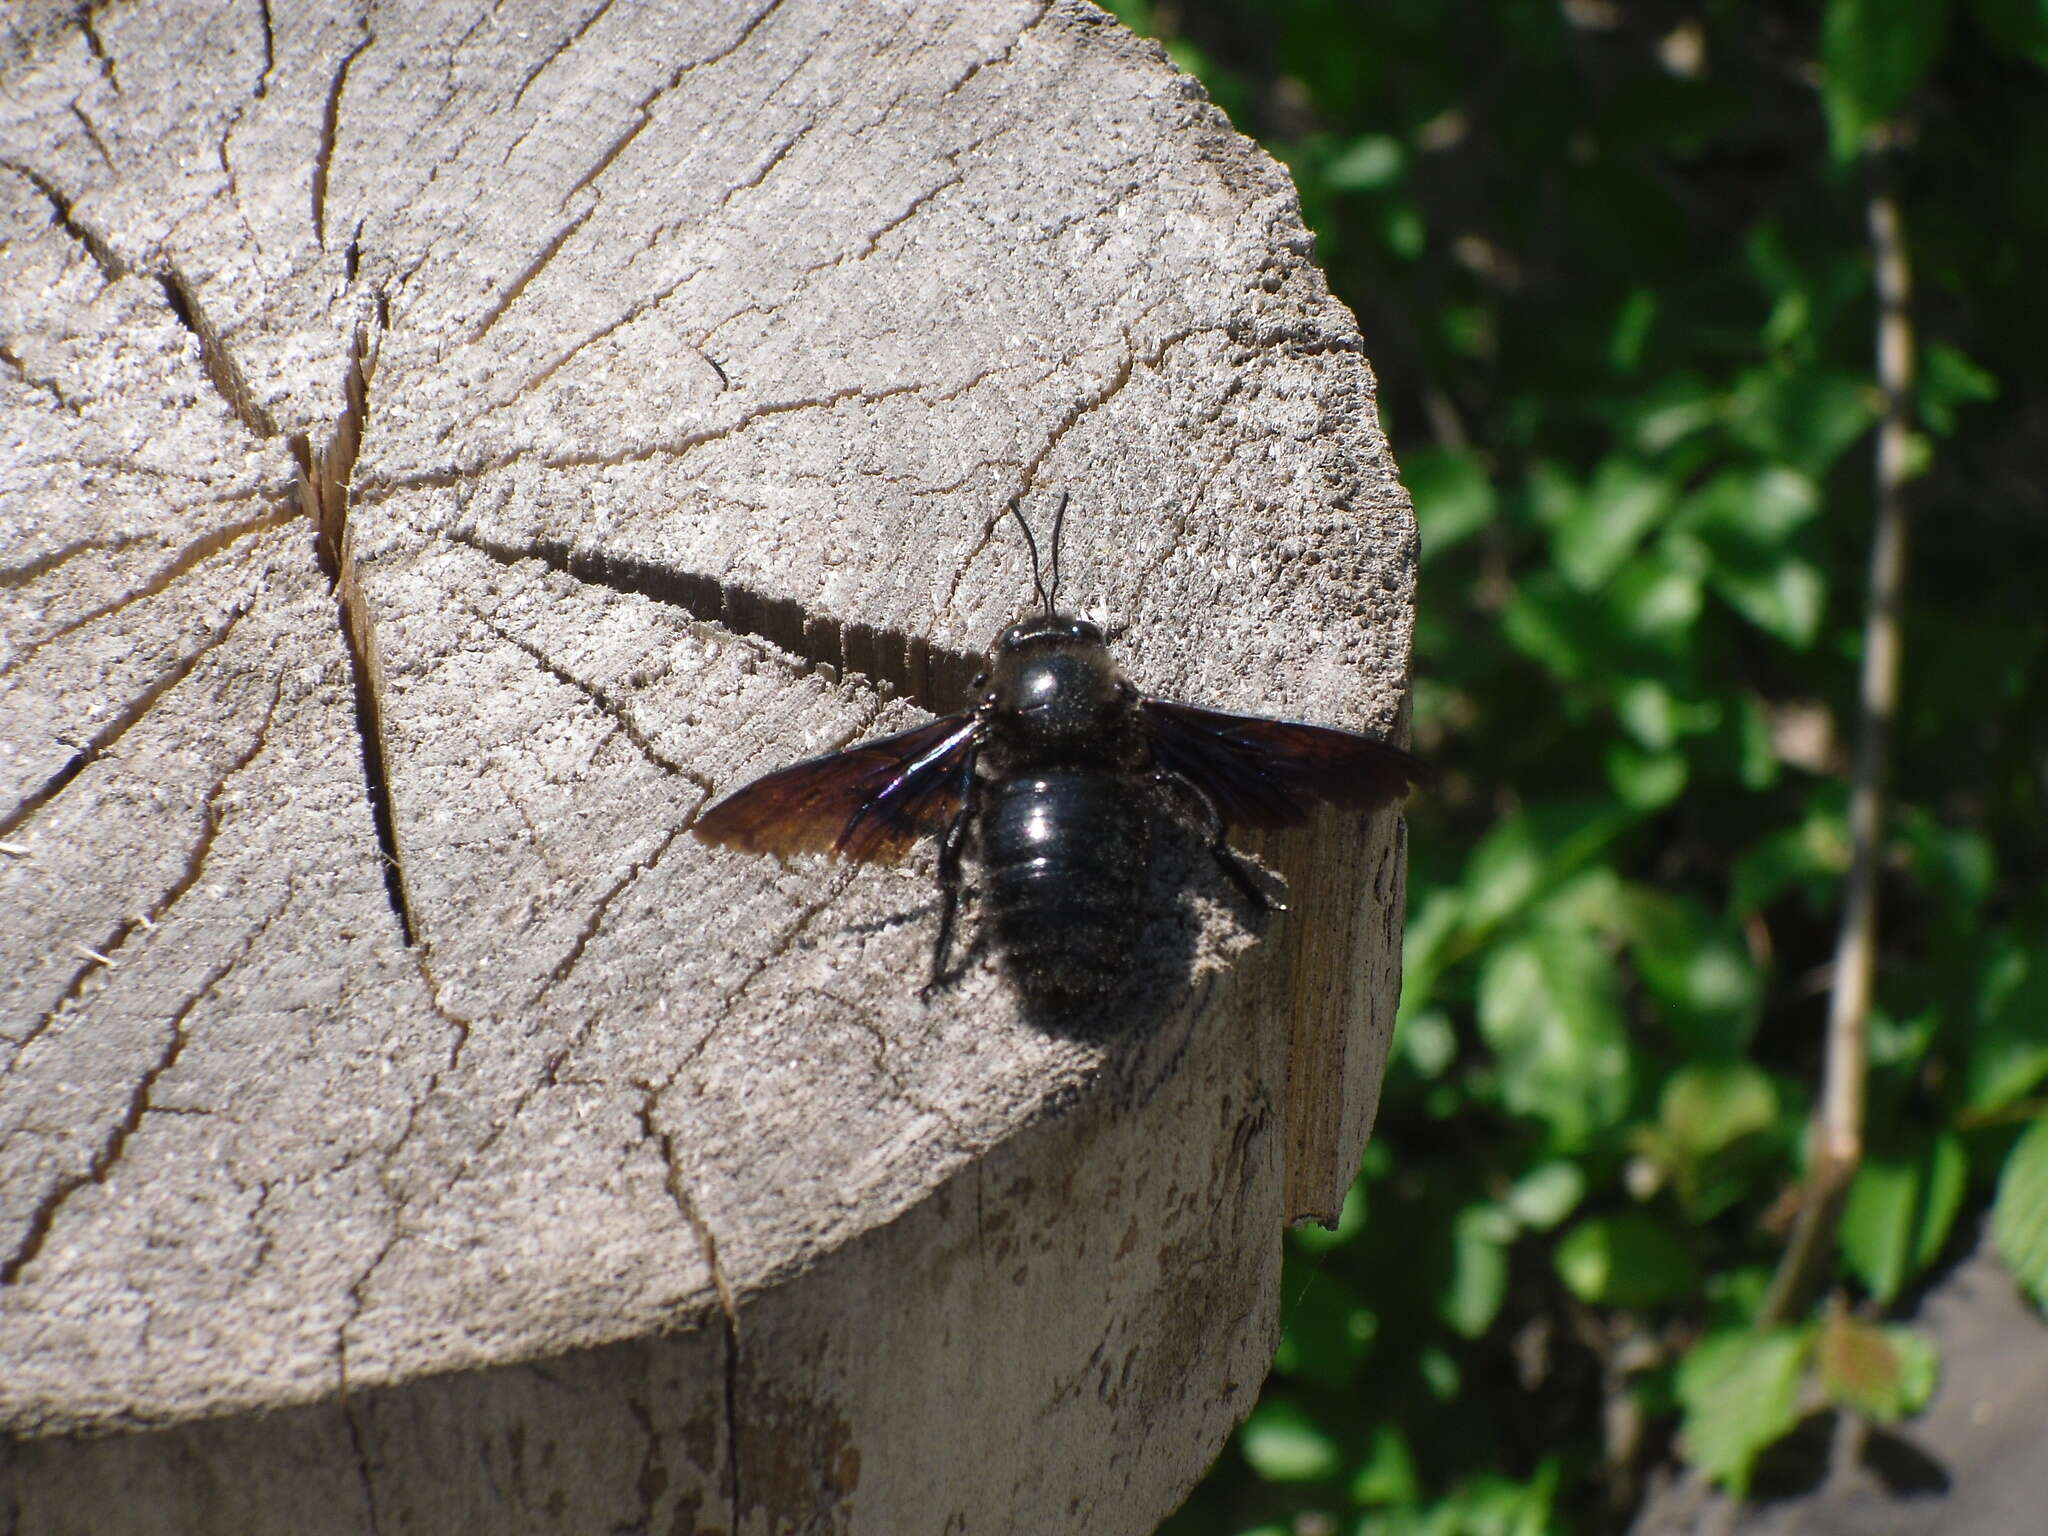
top-left (982, 498), bottom-right (1124, 732)
top-left (997, 613), bottom-right (1105, 655)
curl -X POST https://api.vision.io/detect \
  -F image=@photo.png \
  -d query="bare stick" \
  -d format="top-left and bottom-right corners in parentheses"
top-left (1760, 144), bottom-right (1915, 1326)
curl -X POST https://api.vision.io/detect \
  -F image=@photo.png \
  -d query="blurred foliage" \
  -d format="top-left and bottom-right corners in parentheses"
top-left (1104, 0), bottom-right (2048, 1530)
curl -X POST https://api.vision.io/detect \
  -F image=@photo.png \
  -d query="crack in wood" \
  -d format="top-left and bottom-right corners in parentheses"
top-left (0, 605), bottom-right (246, 840)
top-left (312, 25), bottom-right (374, 249)
top-left (539, 822), bottom-right (696, 999)
top-left (4, 675), bottom-right (284, 1068)
top-left (0, 884), bottom-right (287, 1287)
top-left (719, 118), bottom-right (814, 208)
top-left (155, 264), bottom-right (279, 439)
top-left (295, 326), bottom-right (416, 947)
top-left (558, 0), bottom-right (786, 210)
top-left (507, 0), bottom-right (620, 115)
top-left (0, 157), bottom-right (124, 282)
top-left (941, 323), bottom-right (1224, 620)
top-left (0, 341), bottom-right (72, 412)
top-left (0, 534), bottom-right (141, 589)
top-left (0, 502), bottom-right (295, 678)
top-left (465, 201), bottom-right (596, 346)
top-left (466, 606), bottom-right (705, 790)
top-left (450, 526), bottom-right (982, 718)
top-left (72, 3), bottom-right (120, 94)
top-left (65, 99), bottom-right (117, 173)
top-left (633, 1083), bottom-right (742, 1533)
top-left (252, 0), bottom-right (276, 99)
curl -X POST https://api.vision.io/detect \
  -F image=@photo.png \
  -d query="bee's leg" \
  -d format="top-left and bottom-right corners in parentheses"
top-left (921, 746), bottom-right (981, 1001)
top-left (1156, 770), bottom-right (1288, 912)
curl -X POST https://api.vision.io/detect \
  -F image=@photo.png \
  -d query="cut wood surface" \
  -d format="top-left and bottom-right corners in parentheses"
top-left (0, 2), bottom-right (1417, 1531)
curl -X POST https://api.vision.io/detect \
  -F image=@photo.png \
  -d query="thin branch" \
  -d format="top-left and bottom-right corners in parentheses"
top-left (1760, 143), bottom-right (1915, 1327)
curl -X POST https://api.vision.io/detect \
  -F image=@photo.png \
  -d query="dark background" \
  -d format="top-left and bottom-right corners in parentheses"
top-left (1101, 2), bottom-right (2048, 1531)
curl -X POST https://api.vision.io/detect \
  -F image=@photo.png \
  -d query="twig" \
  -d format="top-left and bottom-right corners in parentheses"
top-left (1760, 142), bottom-right (1915, 1326)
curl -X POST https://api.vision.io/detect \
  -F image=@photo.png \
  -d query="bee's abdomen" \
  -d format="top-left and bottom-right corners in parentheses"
top-left (981, 769), bottom-right (1149, 1008)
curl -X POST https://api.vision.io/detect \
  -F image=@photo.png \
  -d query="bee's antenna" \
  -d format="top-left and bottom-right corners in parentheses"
top-left (1045, 491), bottom-right (1069, 616)
top-left (1005, 496), bottom-right (1048, 613)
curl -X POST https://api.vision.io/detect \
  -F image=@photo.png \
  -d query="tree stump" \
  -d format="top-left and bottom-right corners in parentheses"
top-left (0, 2), bottom-right (1417, 1531)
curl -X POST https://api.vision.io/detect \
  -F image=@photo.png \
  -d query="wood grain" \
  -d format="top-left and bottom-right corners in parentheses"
top-left (0, 2), bottom-right (1416, 1529)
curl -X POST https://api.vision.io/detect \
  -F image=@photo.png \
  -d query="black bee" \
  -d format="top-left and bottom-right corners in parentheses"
top-left (692, 496), bottom-right (1422, 1011)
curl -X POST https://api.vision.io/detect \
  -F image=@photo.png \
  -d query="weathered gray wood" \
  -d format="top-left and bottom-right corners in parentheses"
top-left (0, 1), bottom-right (1416, 1530)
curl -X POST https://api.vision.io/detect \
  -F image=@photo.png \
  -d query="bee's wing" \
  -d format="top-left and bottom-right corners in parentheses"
top-left (692, 714), bottom-right (979, 864)
top-left (1140, 697), bottom-right (1424, 830)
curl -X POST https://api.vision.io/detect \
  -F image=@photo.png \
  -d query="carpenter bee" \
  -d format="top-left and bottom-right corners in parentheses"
top-left (692, 495), bottom-right (1422, 1011)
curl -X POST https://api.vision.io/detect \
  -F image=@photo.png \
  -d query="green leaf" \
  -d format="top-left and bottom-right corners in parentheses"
top-left (1892, 806), bottom-right (1997, 911)
top-left (1607, 743), bottom-right (1688, 809)
top-left (1348, 1423), bottom-right (1420, 1506)
top-left (1554, 458), bottom-right (1673, 589)
top-left (1607, 553), bottom-right (1706, 649)
top-left (1967, 0), bottom-right (2048, 64)
top-left (1841, 1135), bottom-right (1969, 1305)
top-left (1458, 803), bottom-right (1631, 935)
top-left (1677, 464), bottom-right (1823, 546)
top-left (1240, 1397), bottom-right (1343, 1483)
top-left (1382, 200), bottom-right (1426, 259)
top-left (1660, 1062), bottom-right (1781, 1160)
top-left (1325, 133), bottom-right (1407, 191)
top-left (1610, 288), bottom-right (1658, 373)
top-left (1505, 1161), bottom-right (1588, 1230)
top-left (1555, 1212), bottom-right (1702, 1307)
top-left (1726, 368), bottom-right (1878, 477)
top-left (1918, 340), bottom-right (2000, 433)
top-left (1621, 372), bottom-right (1720, 453)
top-left (1732, 800), bottom-right (1852, 913)
top-left (1676, 1328), bottom-right (1812, 1493)
top-left (1968, 942), bottom-right (2048, 1114)
top-left (1421, 1462), bottom-right (1561, 1533)
top-left (1395, 1007), bottom-right (1458, 1079)
top-left (1440, 1204), bottom-right (1514, 1337)
top-left (1992, 1116), bottom-right (2048, 1310)
top-left (1405, 447), bottom-right (1496, 560)
top-left (1671, 467), bottom-right (1827, 646)
top-left (1735, 693), bottom-right (1781, 790)
top-left (1278, 1265), bottom-right (1373, 1388)
top-left (1818, 1312), bottom-right (1940, 1421)
top-left (1624, 894), bottom-right (1765, 1058)
top-left (1476, 922), bottom-right (1634, 1147)
top-left (1821, 0), bottom-right (1953, 158)
top-left (1713, 553), bottom-right (1827, 648)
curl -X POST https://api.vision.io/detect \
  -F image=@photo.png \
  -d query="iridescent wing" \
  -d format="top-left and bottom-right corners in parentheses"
top-left (692, 714), bottom-right (978, 864)
top-left (1140, 697), bottom-right (1424, 829)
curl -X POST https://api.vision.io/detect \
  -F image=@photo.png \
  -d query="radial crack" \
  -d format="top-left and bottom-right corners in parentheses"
top-left (0, 606), bottom-right (247, 840)
top-left (541, 822), bottom-right (694, 997)
top-left (634, 1085), bottom-right (742, 1530)
top-left (559, 0), bottom-right (785, 208)
top-left (0, 889), bottom-right (285, 1287)
top-left (74, 4), bottom-right (120, 93)
top-left (466, 202), bottom-right (597, 345)
top-left (0, 534), bottom-right (138, 589)
top-left (5, 675), bottom-right (283, 1068)
top-left (156, 264), bottom-right (278, 439)
top-left (467, 605), bottom-right (712, 788)
top-left (450, 525), bottom-right (980, 717)
top-left (294, 327), bottom-right (416, 946)
top-left (0, 502), bottom-right (296, 679)
top-left (0, 157), bottom-right (124, 282)
top-left (313, 27), bottom-right (375, 248)
top-left (508, 0), bottom-right (619, 114)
